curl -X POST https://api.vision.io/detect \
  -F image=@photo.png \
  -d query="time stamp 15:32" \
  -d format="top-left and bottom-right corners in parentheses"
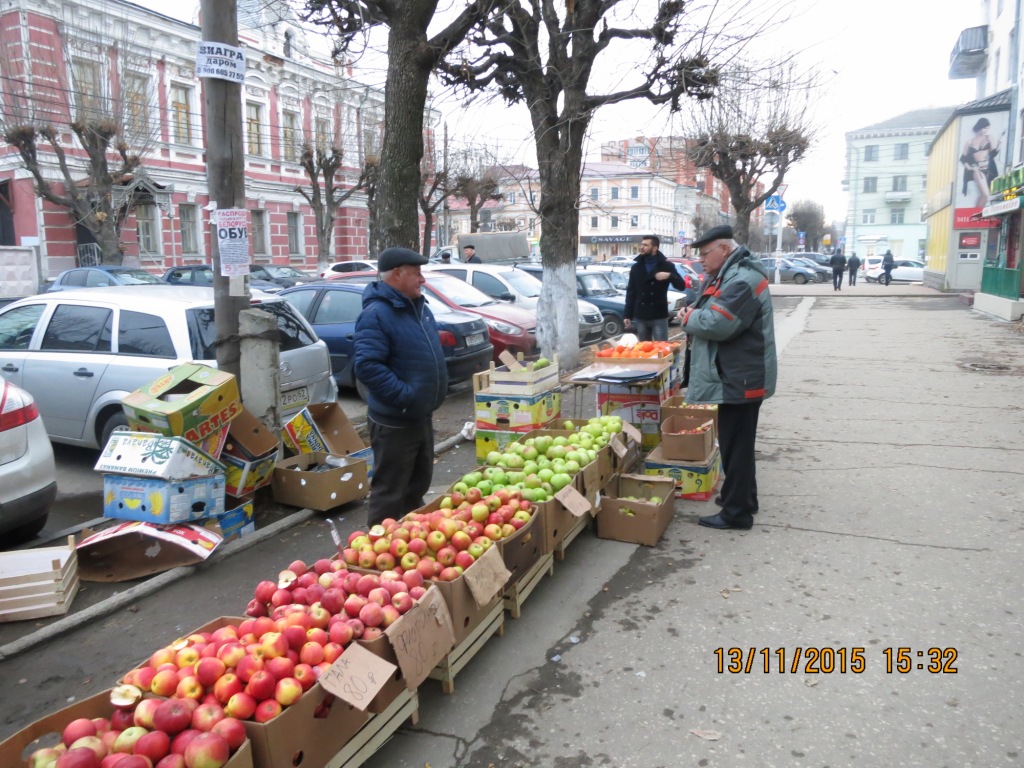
top-left (713, 647), bottom-right (959, 675)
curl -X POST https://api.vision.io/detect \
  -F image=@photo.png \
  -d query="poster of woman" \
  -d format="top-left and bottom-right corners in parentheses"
top-left (957, 111), bottom-right (1009, 209)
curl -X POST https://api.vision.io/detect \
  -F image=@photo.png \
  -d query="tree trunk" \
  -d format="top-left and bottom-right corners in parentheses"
top-left (373, 25), bottom-right (431, 251)
top-left (421, 209), bottom-right (434, 257)
top-left (94, 221), bottom-right (123, 265)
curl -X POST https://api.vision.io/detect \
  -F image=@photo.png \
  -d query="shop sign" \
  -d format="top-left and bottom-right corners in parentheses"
top-left (981, 197), bottom-right (1023, 218)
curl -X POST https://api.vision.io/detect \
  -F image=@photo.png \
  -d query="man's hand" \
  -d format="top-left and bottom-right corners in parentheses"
top-left (624, 318), bottom-right (632, 329)
top-left (654, 271), bottom-right (671, 281)
top-left (678, 307), bottom-right (694, 325)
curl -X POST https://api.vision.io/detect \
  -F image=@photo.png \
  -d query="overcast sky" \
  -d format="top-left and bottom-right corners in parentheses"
top-left (138, 0), bottom-right (980, 223)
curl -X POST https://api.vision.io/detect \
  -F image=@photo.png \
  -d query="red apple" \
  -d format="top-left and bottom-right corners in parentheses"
top-left (406, 538), bottom-right (427, 556)
top-left (133, 698), bottom-right (162, 729)
top-left (170, 730), bottom-right (201, 756)
top-left (438, 566), bottom-right (461, 582)
top-left (190, 702), bottom-right (226, 733)
top-left (155, 756), bottom-right (186, 768)
top-left (234, 654), bottom-right (264, 683)
top-left (298, 641), bottom-right (325, 666)
top-left (56, 750), bottom-right (102, 768)
top-left (210, 673), bottom-right (243, 706)
top-left (359, 602), bottom-right (384, 627)
top-left (322, 642), bottom-right (344, 664)
top-left (401, 570), bottom-right (424, 590)
top-left (175, 676), bottom-right (204, 701)
top-left (209, 718), bottom-right (245, 751)
top-left (380, 604), bottom-right (401, 627)
top-left (274, 677), bottom-right (304, 707)
top-left (455, 551), bottom-right (476, 570)
top-left (133, 730), bottom-right (171, 763)
top-left (150, 669), bottom-right (180, 698)
top-left (183, 732), bottom-right (230, 768)
top-left (224, 692), bottom-right (257, 720)
top-left (426, 531), bottom-right (447, 552)
top-left (253, 699), bottom-right (283, 724)
top-left (244, 669), bottom-right (276, 701)
top-left (152, 699), bottom-right (193, 736)
top-left (391, 591), bottom-right (415, 614)
top-left (63, 718), bottom-right (98, 748)
top-left (193, 658), bottom-right (226, 688)
top-left (67, 735), bottom-right (105, 763)
top-left (110, 709), bottom-right (135, 731)
top-left (436, 546), bottom-right (457, 567)
top-left (292, 663), bottom-right (317, 691)
top-left (264, 654), bottom-right (295, 682)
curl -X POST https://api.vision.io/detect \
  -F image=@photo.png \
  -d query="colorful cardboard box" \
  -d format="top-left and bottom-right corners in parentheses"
top-left (121, 363), bottom-right (241, 443)
top-left (282, 402), bottom-right (368, 457)
top-left (474, 388), bottom-right (561, 431)
top-left (643, 446), bottom-right (721, 500)
top-left (221, 408), bottom-right (281, 496)
top-left (77, 522), bottom-right (223, 582)
top-left (660, 414), bottom-right (716, 462)
top-left (471, 354), bottom-right (560, 396)
top-left (271, 451), bottom-right (369, 511)
top-left (210, 494), bottom-right (256, 542)
top-left (102, 473), bottom-right (226, 524)
top-left (596, 392), bottom-right (665, 450)
top-left (95, 431), bottom-right (225, 479)
top-left (597, 474), bottom-right (677, 547)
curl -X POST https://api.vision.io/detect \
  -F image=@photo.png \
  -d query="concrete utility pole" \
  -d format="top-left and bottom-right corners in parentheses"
top-left (201, 0), bottom-right (249, 379)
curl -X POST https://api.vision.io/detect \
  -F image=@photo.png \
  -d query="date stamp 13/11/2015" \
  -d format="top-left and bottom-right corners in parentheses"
top-left (714, 647), bottom-right (959, 675)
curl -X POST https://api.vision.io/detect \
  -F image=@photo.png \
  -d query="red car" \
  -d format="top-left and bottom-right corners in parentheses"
top-left (331, 271), bottom-right (539, 361)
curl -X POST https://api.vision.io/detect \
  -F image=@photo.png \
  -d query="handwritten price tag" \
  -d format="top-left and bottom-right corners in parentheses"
top-left (318, 643), bottom-right (396, 711)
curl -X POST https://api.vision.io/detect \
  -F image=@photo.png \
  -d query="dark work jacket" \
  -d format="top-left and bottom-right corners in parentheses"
top-left (354, 281), bottom-right (447, 426)
top-left (624, 251), bottom-right (688, 321)
top-left (847, 255), bottom-right (861, 271)
top-left (830, 253), bottom-right (847, 270)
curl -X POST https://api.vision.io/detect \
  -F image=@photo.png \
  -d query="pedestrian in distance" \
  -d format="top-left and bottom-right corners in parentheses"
top-left (830, 250), bottom-right (847, 291)
top-left (623, 235), bottom-right (689, 341)
top-left (463, 244), bottom-right (482, 263)
top-left (677, 225), bottom-right (777, 531)
top-left (354, 247), bottom-right (448, 527)
top-left (882, 250), bottom-right (896, 286)
top-left (847, 252), bottom-right (861, 286)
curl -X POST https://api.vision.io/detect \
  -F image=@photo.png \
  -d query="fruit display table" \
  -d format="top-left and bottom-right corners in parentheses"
top-left (428, 599), bottom-right (505, 694)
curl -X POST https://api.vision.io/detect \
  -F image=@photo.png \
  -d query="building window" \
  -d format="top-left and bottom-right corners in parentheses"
top-left (179, 204), bottom-right (198, 254)
top-left (507, 191), bottom-right (516, 205)
top-left (863, 177), bottom-right (877, 193)
top-left (864, 145), bottom-right (878, 161)
top-left (610, 216), bottom-right (619, 229)
top-left (894, 143), bottom-right (909, 160)
top-left (250, 210), bottom-right (266, 255)
top-left (590, 188), bottom-right (599, 201)
top-left (921, 174), bottom-right (928, 190)
top-left (630, 186), bottom-right (639, 199)
top-left (282, 111), bottom-right (300, 162)
top-left (529, 191), bottom-right (536, 204)
top-left (590, 216), bottom-right (598, 228)
top-left (611, 187), bottom-right (619, 200)
top-left (122, 73), bottom-right (150, 139)
top-left (170, 85), bottom-right (192, 144)
top-left (136, 205), bottom-right (158, 254)
top-left (862, 209), bottom-right (876, 225)
top-left (890, 208), bottom-right (905, 224)
top-left (72, 59), bottom-right (103, 118)
top-left (246, 102), bottom-right (264, 155)
top-left (630, 215), bottom-right (639, 228)
top-left (315, 116), bottom-right (330, 148)
top-left (283, 31), bottom-right (293, 57)
top-left (287, 212), bottom-right (301, 254)
top-left (892, 175), bottom-right (908, 192)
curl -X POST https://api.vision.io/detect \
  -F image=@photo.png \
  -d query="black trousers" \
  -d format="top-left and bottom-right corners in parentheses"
top-left (848, 267), bottom-right (857, 286)
top-left (832, 268), bottom-right (844, 290)
top-left (367, 417), bottom-right (435, 526)
top-left (717, 401), bottom-right (762, 527)
top-left (883, 268), bottom-right (893, 286)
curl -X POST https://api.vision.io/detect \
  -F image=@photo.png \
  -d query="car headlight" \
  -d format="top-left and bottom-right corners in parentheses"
top-left (485, 318), bottom-right (524, 336)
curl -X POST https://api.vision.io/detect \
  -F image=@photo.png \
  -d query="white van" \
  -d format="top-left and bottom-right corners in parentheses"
top-left (425, 263), bottom-right (605, 346)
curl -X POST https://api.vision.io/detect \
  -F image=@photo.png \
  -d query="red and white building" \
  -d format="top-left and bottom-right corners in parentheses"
top-left (0, 0), bottom-right (385, 284)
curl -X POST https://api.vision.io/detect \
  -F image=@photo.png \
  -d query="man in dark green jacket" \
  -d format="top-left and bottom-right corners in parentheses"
top-left (679, 226), bottom-right (777, 531)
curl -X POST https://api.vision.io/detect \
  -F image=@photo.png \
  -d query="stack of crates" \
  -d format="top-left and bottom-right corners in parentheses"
top-left (471, 356), bottom-right (561, 461)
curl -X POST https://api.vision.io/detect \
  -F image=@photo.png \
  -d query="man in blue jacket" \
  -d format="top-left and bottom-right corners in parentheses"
top-left (678, 226), bottom-right (777, 531)
top-left (355, 247), bottom-right (448, 526)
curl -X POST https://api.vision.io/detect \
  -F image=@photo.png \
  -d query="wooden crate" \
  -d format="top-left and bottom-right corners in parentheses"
top-left (472, 355), bottom-right (560, 396)
top-left (553, 513), bottom-right (591, 561)
top-left (0, 537), bottom-right (79, 622)
top-left (324, 688), bottom-right (419, 768)
top-left (428, 600), bottom-right (505, 694)
top-left (503, 552), bottom-right (554, 619)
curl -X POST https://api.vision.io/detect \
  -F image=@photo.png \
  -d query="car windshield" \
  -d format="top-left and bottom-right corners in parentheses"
top-left (578, 272), bottom-right (616, 295)
top-left (266, 266), bottom-right (310, 278)
top-left (425, 274), bottom-right (497, 308)
top-left (117, 269), bottom-right (162, 284)
top-left (187, 299), bottom-right (317, 359)
top-left (601, 270), bottom-right (628, 290)
top-left (500, 269), bottom-right (542, 298)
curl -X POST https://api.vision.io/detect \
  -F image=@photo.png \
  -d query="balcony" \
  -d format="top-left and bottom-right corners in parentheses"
top-left (949, 26), bottom-right (987, 79)
top-left (884, 190), bottom-right (912, 203)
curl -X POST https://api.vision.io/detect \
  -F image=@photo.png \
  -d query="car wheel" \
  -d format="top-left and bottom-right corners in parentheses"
top-left (793, 274), bottom-right (808, 285)
top-left (355, 378), bottom-right (370, 403)
top-left (98, 409), bottom-right (129, 448)
top-left (602, 313), bottom-right (624, 338)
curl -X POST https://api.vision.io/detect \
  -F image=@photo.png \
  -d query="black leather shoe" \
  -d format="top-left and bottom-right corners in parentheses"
top-left (714, 495), bottom-right (723, 505)
top-left (698, 513), bottom-right (752, 530)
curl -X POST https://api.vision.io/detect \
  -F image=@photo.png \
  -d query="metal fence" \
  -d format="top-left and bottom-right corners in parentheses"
top-left (980, 264), bottom-right (1023, 299)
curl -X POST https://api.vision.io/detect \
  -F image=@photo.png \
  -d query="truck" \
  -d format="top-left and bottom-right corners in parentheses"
top-left (433, 231), bottom-right (532, 263)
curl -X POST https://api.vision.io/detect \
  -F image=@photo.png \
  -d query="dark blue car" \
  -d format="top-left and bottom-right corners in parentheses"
top-left (279, 282), bottom-right (493, 396)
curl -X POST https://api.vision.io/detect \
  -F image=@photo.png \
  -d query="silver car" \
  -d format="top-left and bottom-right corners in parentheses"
top-left (0, 285), bottom-right (336, 449)
top-left (0, 378), bottom-right (56, 545)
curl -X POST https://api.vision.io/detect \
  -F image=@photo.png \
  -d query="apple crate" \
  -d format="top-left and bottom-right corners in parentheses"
top-left (472, 355), bottom-right (560, 396)
top-left (0, 536), bottom-right (79, 623)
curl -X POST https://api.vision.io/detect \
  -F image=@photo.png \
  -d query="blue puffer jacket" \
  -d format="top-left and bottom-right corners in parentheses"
top-left (354, 281), bottom-right (448, 425)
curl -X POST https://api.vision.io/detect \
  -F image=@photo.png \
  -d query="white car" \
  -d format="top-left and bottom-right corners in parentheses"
top-left (0, 378), bottom-right (56, 545)
top-left (321, 260), bottom-right (377, 278)
top-left (865, 259), bottom-right (925, 283)
top-left (0, 286), bottom-right (337, 449)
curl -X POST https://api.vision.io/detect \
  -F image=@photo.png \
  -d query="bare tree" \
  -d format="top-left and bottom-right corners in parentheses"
top-left (449, 157), bottom-right (502, 234)
top-left (419, 165), bottom-right (450, 258)
top-left (786, 200), bottom-right (826, 252)
top-left (684, 62), bottom-right (818, 243)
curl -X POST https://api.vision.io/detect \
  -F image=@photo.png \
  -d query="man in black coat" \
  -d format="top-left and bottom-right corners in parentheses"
top-left (847, 252), bottom-right (861, 286)
top-left (829, 250), bottom-right (847, 291)
top-left (623, 235), bottom-right (688, 341)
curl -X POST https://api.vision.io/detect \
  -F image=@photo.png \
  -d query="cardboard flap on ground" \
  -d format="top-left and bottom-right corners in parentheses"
top-left (464, 545), bottom-right (510, 607)
top-left (121, 363), bottom-right (241, 443)
top-left (385, 585), bottom-right (456, 690)
top-left (95, 432), bottom-right (225, 479)
top-left (555, 482), bottom-right (592, 518)
top-left (76, 522), bottom-right (222, 582)
top-left (319, 641), bottom-right (397, 711)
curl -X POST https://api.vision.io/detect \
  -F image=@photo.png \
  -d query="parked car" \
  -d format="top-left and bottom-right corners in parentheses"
top-left (279, 281), bottom-right (493, 397)
top-left (161, 264), bottom-right (282, 293)
top-left (603, 255), bottom-right (636, 265)
top-left (578, 263), bottom-right (690, 316)
top-left (515, 264), bottom-right (628, 338)
top-left (865, 259), bottom-right (925, 283)
top-left (47, 266), bottom-right (162, 292)
top-left (792, 252), bottom-right (833, 269)
top-left (334, 272), bottom-right (540, 361)
top-left (787, 257), bottom-right (831, 282)
top-left (667, 257), bottom-right (706, 278)
top-left (425, 263), bottom-right (605, 346)
top-left (0, 378), bottom-right (57, 546)
top-left (759, 257), bottom-right (819, 284)
top-left (321, 260), bottom-right (378, 278)
top-left (249, 264), bottom-right (317, 289)
top-left (0, 286), bottom-right (336, 449)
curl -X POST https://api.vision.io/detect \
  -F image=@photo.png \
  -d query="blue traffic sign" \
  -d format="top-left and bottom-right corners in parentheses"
top-left (765, 195), bottom-right (786, 212)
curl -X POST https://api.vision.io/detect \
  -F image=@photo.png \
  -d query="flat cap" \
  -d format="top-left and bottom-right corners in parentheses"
top-left (378, 247), bottom-right (428, 272)
top-left (691, 225), bottom-right (734, 249)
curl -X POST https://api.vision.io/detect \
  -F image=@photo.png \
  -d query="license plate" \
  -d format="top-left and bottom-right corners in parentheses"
top-left (281, 386), bottom-right (309, 409)
top-left (466, 332), bottom-right (485, 347)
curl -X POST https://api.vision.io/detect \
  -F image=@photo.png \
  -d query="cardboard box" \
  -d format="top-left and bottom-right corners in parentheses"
top-left (610, 423), bottom-right (642, 474)
top-left (495, 511), bottom-right (542, 589)
top-left (660, 414), bottom-right (716, 462)
top-left (271, 452), bottom-right (369, 511)
top-left (474, 388), bottom-right (561, 431)
top-left (0, 537), bottom-right (79, 623)
top-left (209, 494), bottom-right (256, 542)
top-left (282, 402), bottom-right (368, 457)
top-left (597, 474), bottom-right (677, 547)
top-left (661, 396), bottom-right (719, 433)
top-left (643, 445), bottom-right (721, 500)
top-left (0, 688), bottom-right (254, 768)
top-left (95, 431), bottom-right (226, 479)
top-left (121, 363), bottom-right (242, 443)
top-left (222, 408), bottom-right (281, 496)
top-left (102, 472), bottom-right (226, 524)
top-left (597, 391), bottom-right (664, 450)
top-left (77, 522), bottom-right (222, 582)
top-left (472, 353), bottom-right (560, 395)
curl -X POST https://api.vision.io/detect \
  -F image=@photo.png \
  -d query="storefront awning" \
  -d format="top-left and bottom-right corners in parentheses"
top-left (980, 197), bottom-right (1023, 218)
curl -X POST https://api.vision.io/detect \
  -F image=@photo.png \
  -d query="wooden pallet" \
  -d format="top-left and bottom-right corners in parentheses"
top-left (553, 514), bottom-right (591, 561)
top-left (325, 688), bottom-right (419, 768)
top-left (503, 552), bottom-right (554, 619)
top-left (428, 600), bottom-right (505, 694)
